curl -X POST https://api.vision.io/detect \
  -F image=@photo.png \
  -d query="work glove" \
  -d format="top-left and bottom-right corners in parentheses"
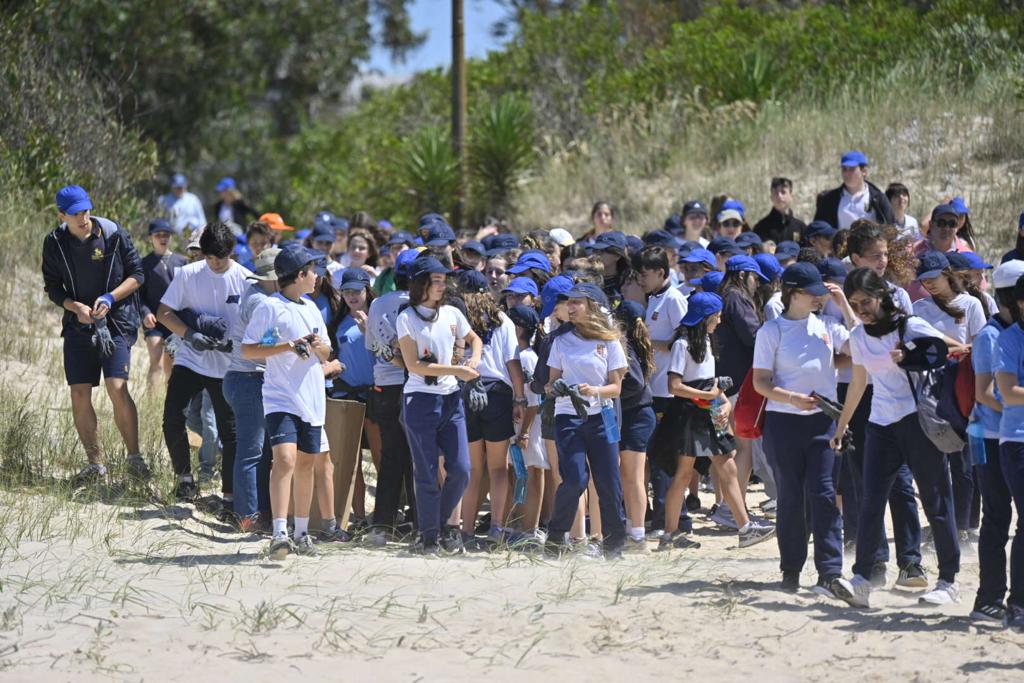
top-left (91, 317), bottom-right (115, 359)
top-left (551, 378), bottom-right (589, 420)
top-left (465, 378), bottom-right (489, 413)
top-left (185, 328), bottom-right (221, 352)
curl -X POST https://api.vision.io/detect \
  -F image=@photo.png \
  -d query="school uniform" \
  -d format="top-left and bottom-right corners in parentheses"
top-left (753, 313), bottom-right (847, 578)
top-left (396, 304), bottom-right (473, 546)
top-left (547, 332), bottom-right (628, 552)
top-left (333, 313), bottom-right (376, 400)
top-left (619, 342), bottom-right (655, 452)
top-left (517, 347), bottom-right (547, 469)
top-left (242, 293), bottom-right (331, 453)
top-left (994, 322), bottom-right (1024, 611)
top-left (140, 251), bottom-right (188, 338)
top-left (465, 314), bottom-right (518, 443)
top-left (160, 260), bottom-right (251, 494)
top-left (848, 317), bottom-right (960, 583)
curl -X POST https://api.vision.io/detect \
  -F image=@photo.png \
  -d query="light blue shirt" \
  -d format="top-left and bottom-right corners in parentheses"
top-left (335, 314), bottom-right (375, 394)
top-left (972, 316), bottom-right (1008, 438)
top-left (996, 322), bottom-right (1024, 443)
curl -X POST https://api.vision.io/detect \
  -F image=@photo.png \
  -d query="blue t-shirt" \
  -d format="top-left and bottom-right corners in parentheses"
top-left (972, 316), bottom-right (1008, 438)
top-left (334, 314), bottom-right (375, 396)
top-left (996, 322), bottom-right (1024, 443)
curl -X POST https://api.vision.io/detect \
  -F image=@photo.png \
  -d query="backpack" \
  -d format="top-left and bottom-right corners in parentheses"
top-left (898, 318), bottom-right (965, 453)
top-left (935, 350), bottom-right (974, 439)
top-left (734, 368), bottom-right (766, 439)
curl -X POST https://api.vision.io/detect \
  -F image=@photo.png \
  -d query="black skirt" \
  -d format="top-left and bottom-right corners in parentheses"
top-left (650, 392), bottom-right (736, 476)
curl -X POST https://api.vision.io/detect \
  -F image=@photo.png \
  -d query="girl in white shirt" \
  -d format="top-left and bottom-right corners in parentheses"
top-left (396, 256), bottom-right (483, 555)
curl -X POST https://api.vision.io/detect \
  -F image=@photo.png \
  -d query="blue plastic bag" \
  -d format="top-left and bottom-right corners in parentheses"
top-left (509, 444), bottom-right (528, 504)
top-left (600, 401), bottom-right (620, 444)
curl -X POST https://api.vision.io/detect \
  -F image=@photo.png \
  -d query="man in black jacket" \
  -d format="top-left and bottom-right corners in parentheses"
top-left (42, 185), bottom-right (149, 486)
top-left (753, 177), bottom-right (806, 245)
top-left (814, 150), bottom-right (895, 230)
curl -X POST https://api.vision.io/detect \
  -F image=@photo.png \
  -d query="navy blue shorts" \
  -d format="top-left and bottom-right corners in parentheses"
top-left (63, 331), bottom-right (133, 386)
top-left (620, 404), bottom-right (656, 452)
top-left (144, 322), bottom-right (172, 339)
top-left (465, 382), bottom-right (516, 442)
top-left (266, 412), bottom-right (325, 454)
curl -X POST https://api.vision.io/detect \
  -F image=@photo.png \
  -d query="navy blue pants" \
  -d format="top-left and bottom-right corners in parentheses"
top-left (762, 412), bottom-right (844, 577)
top-left (977, 441), bottom-right (1024, 608)
top-left (551, 413), bottom-right (626, 552)
top-left (948, 447), bottom-right (975, 532)
top-left (648, 398), bottom-right (692, 533)
top-left (402, 391), bottom-right (471, 545)
top-left (854, 413), bottom-right (960, 582)
top-left (838, 383), bottom-right (921, 567)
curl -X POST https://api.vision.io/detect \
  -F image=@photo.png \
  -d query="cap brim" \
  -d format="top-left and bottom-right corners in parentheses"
top-left (426, 238), bottom-right (453, 247)
top-left (507, 263), bottom-right (533, 274)
top-left (270, 224), bottom-right (294, 231)
top-left (684, 209), bottom-right (708, 217)
top-left (246, 272), bottom-right (278, 281)
top-left (337, 282), bottom-right (368, 291)
top-left (917, 269), bottom-right (943, 281)
top-left (62, 199), bottom-right (93, 214)
top-left (485, 247), bottom-right (512, 257)
top-left (804, 283), bottom-right (829, 296)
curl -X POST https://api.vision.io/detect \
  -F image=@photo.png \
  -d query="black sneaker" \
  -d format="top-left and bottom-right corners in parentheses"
top-left (125, 453), bottom-right (153, 481)
top-left (781, 570), bottom-right (800, 593)
top-left (268, 535), bottom-right (296, 560)
top-left (408, 537), bottom-right (441, 556)
top-left (869, 562), bottom-right (888, 588)
top-left (685, 493), bottom-right (701, 512)
top-left (1007, 603), bottom-right (1024, 631)
top-left (70, 463), bottom-right (107, 488)
top-left (895, 562), bottom-right (929, 589)
top-left (474, 513), bottom-right (492, 535)
top-left (970, 602), bottom-right (1007, 624)
top-left (812, 575), bottom-right (857, 604)
top-left (440, 525), bottom-right (465, 555)
top-left (174, 479), bottom-right (199, 502)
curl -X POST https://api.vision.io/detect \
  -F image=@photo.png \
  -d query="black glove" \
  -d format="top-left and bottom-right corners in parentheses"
top-left (715, 376), bottom-right (734, 394)
top-left (421, 350), bottom-right (439, 386)
top-left (551, 378), bottom-right (589, 419)
top-left (811, 391), bottom-right (845, 422)
top-left (185, 328), bottom-right (220, 352)
top-left (465, 378), bottom-right (489, 413)
top-left (91, 317), bottom-right (115, 359)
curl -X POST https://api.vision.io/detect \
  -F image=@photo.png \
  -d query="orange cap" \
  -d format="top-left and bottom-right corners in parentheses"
top-left (259, 212), bottom-right (294, 232)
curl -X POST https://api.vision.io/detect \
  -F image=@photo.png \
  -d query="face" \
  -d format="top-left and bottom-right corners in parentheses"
top-left (547, 249), bottom-right (561, 271)
top-left (566, 297), bottom-right (588, 321)
top-left (684, 213), bottom-right (707, 237)
top-left (204, 254), bottom-right (233, 274)
top-left (597, 249), bottom-right (620, 272)
top-left (348, 236), bottom-right (369, 265)
top-left (638, 266), bottom-right (667, 293)
top-left (810, 235), bottom-right (833, 256)
top-left (891, 193), bottom-right (909, 213)
top-left (486, 258), bottom-right (509, 290)
top-left (149, 231), bottom-right (171, 253)
top-left (718, 219), bottom-right (742, 239)
top-left (295, 267), bottom-right (318, 295)
top-left (848, 291), bottom-right (881, 323)
top-left (505, 292), bottom-right (533, 309)
top-left (342, 287), bottom-right (368, 311)
top-left (841, 165), bottom-right (867, 188)
top-left (921, 274), bottom-right (953, 299)
top-left (218, 189), bottom-right (232, 202)
top-left (391, 243), bottom-right (409, 259)
top-left (333, 232), bottom-right (348, 255)
top-left (248, 233), bottom-right (270, 257)
top-left (851, 239), bottom-right (888, 276)
top-left (593, 205), bottom-right (613, 230)
top-left (930, 214), bottom-right (958, 250)
top-left (172, 185), bottom-right (185, 198)
top-left (706, 311), bottom-right (723, 334)
top-left (553, 300), bottom-right (569, 322)
top-left (60, 209), bottom-right (91, 234)
top-left (461, 249), bottom-right (483, 270)
top-left (312, 239), bottom-right (333, 255)
top-left (427, 273), bottom-right (447, 303)
top-left (682, 262), bottom-right (707, 282)
top-left (790, 288), bottom-right (826, 312)
top-left (771, 185), bottom-right (792, 211)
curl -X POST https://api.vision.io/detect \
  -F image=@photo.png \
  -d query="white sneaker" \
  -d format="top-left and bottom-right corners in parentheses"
top-left (919, 580), bottom-right (960, 606)
top-left (848, 574), bottom-right (872, 608)
top-left (738, 521), bottom-right (776, 548)
top-left (709, 503), bottom-right (739, 530)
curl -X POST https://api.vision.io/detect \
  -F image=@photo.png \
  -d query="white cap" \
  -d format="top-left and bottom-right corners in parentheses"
top-left (548, 227), bottom-right (575, 247)
top-left (992, 259), bottom-right (1024, 289)
top-left (717, 209), bottom-right (743, 223)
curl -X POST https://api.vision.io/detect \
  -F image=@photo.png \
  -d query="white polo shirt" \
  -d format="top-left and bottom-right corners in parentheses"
top-left (644, 283), bottom-right (688, 398)
top-left (547, 332), bottom-right (626, 416)
top-left (396, 304), bottom-right (471, 395)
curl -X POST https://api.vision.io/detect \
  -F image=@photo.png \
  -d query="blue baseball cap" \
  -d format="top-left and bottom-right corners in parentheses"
top-left (564, 282), bottom-right (609, 309)
top-left (708, 236), bottom-right (743, 256)
top-left (931, 203), bottom-right (959, 222)
top-left (425, 221), bottom-right (456, 247)
top-left (331, 216), bottom-right (349, 232)
top-left (683, 200), bottom-right (709, 217)
top-left (677, 240), bottom-right (702, 259)
top-left (485, 233), bottom-right (519, 256)
top-left (818, 257), bottom-right (848, 283)
top-left (725, 254), bottom-right (769, 282)
top-left (540, 274), bottom-right (574, 319)
top-left (945, 251), bottom-right (971, 272)
top-left (56, 185), bottom-right (93, 214)
top-left (385, 231), bottom-right (414, 247)
top-left (408, 255), bottom-right (451, 280)
top-left (753, 253), bottom-right (784, 281)
top-left (689, 270), bottom-right (724, 293)
top-left (507, 304), bottom-right (541, 329)
top-left (502, 277), bottom-right (539, 297)
top-left (336, 268), bottom-right (372, 291)
top-left (274, 244), bottom-right (325, 279)
top-left (508, 250), bottom-right (552, 275)
top-left (958, 252), bottom-right (992, 270)
top-left (296, 229), bottom-right (312, 241)
top-left (314, 211), bottom-right (336, 231)
top-left (735, 231), bottom-right (762, 249)
top-left (170, 173), bottom-right (188, 187)
top-left (916, 251), bottom-right (950, 280)
top-left (840, 150), bottom-right (869, 168)
top-left (311, 222), bottom-right (336, 243)
top-left (626, 235), bottom-right (644, 255)
top-left (680, 292), bottom-right (724, 327)
top-left (663, 214), bottom-right (684, 235)
top-left (148, 218), bottom-right (172, 235)
top-left (215, 176), bottom-right (236, 193)
top-left (643, 229), bottom-right (682, 250)
top-left (774, 240), bottom-right (800, 261)
top-left (722, 198), bottom-right (745, 216)
top-left (804, 220), bottom-right (837, 241)
top-left (781, 262), bottom-right (829, 296)
top-left (950, 196), bottom-right (969, 215)
top-left (614, 299), bottom-right (646, 324)
top-left (457, 268), bottom-right (490, 293)
top-left (590, 231), bottom-right (627, 254)
top-left (460, 239), bottom-right (486, 255)
top-left (680, 247), bottom-right (717, 269)
top-left (394, 248), bottom-right (421, 277)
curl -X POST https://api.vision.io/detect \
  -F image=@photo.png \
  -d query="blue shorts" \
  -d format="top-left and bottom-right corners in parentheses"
top-left (465, 382), bottom-right (515, 442)
top-left (63, 331), bottom-right (133, 386)
top-left (620, 404), bottom-right (656, 452)
top-left (144, 322), bottom-right (172, 339)
top-left (266, 412), bottom-right (325, 454)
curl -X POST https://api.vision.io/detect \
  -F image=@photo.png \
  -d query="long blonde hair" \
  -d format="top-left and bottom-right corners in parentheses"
top-left (573, 298), bottom-right (620, 342)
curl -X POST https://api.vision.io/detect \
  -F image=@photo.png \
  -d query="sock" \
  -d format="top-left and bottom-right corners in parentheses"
top-left (178, 473), bottom-right (194, 484)
top-left (294, 517), bottom-right (309, 538)
top-left (323, 518), bottom-right (338, 533)
top-left (739, 522), bottom-right (751, 534)
top-left (272, 518), bottom-right (288, 538)
top-left (630, 527), bottom-right (645, 541)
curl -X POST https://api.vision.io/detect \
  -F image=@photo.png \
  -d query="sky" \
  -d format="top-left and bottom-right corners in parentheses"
top-left (366, 0), bottom-right (510, 77)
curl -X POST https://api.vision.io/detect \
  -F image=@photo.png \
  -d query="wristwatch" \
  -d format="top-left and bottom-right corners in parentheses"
top-left (513, 397), bottom-right (528, 407)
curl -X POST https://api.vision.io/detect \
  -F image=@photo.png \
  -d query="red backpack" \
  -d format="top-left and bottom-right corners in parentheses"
top-left (734, 368), bottom-right (767, 439)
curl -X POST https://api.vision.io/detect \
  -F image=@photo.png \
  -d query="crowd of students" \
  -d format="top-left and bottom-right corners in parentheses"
top-left (40, 152), bottom-right (1024, 627)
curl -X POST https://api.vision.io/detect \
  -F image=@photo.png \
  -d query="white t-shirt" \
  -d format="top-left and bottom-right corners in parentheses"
top-left (160, 260), bottom-right (252, 379)
top-left (242, 293), bottom-right (329, 426)
top-left (517, 347), bottom-right (546, 468)
top-left (396, 304), bottom-right (471, 395)
top-left (476, 314), bottom-right (518, 386)
top-left (365, 289), bottom-right (409, 387)
top-left (160, 192), bottom-right (207, 235)
top-left (645, 284), bottom-right (688, 398)
top-left (753, 313), bottom-right (849, 414)
top-left (547, 332), bottom-right (627, 416)
top-left (668, 336), bottom-right (715, 382)
top-left (849, 315), bottom-right (944, 426)
top-left (763, 292), bottom-right (783, 321)
top-left (912, 293), bottom-right (986, 344)
top-left (890, 283), bottom-right (913, 316)
top-left (837, 186), bottom-right (875, 231)
top-left (896, 214), bottom-right (921, 241)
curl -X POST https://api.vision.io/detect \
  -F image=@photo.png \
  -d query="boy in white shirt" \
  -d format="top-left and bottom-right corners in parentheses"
top-left (242, 244), bottom-right (334, 559)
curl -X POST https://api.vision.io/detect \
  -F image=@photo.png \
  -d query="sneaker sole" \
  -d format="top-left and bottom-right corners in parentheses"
top-left (738, 529), bottom-right (776, 548)
top-left (895, 577), bottom-right (930, 589)
top-left (969, 610), bottom-right (1006, 624)
top-left (269, 546), bottom-right (292, 561)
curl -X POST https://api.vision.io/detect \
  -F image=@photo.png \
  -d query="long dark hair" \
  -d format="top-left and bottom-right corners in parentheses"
top-left (614, 309), bottom-right (655, 379)
top-left (671, 319), bottom-right (715, 364)
top-left (929, 267), bottom-right (967, 321)
top-left (953, 270), bottom-right (993, 318)
top-left (843, 267), bottom-right (904, 337)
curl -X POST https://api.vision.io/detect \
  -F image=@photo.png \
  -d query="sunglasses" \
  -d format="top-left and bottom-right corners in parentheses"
top-left (933, 218), bottom-right (958, 229)
top-left (721, 220), bottom-right (742, 228)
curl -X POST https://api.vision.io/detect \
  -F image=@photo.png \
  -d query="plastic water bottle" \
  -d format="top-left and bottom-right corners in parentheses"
top-left (260, 326), bottom-right (281, 346)
top-left (967, 420), bottom-right (987, 466)
top-left (710, 395), bottom-right (728, 437)
top-left (600, 399), bottom-right (620, 444)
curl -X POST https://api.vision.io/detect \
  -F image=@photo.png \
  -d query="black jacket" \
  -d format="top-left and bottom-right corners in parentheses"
top-left (42, 216), bottom-right (144, 338)
top-left (814, 181), bottom-right (895, 228)
top-left (753, 208), bottom-right (805, 244)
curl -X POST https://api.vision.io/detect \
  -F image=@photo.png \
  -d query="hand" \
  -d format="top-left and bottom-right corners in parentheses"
top-left (577, 383), bottom-right (597, 398)
top-left (515, 432), bottom-right (530, 449)
top-left (185, 328), bottom-right (220, 352)
top-left (72, 302), bottom-right (94, 325)
top-left (290, 338), bottom-right (311, 359)
top-left (322, 359), bottom-right (344, 378)
top-left (142, 313), bottom-right (157, 329)
top-left (825, 282), bottom-right (846, 306)
top-left (352, 310), bottom-right (368, 333)
top-left (788, 392), bottom-right (818, 411)
top-left (464, 356), bottom-right (480, 371)
top-left (830, 423), bottom-right (848, 452)
top-left (360, 264), bottom-right (378, 277)
top-left (92, 293), bottom-right (114, 319)
top-left (513, 402), bottom-right (525, 424)
top-left (890, 348), bottom-right (905, 364)
top-left (306, 334), bottom-right (332, 361)
top-left (456, 366), bottom-right (480, 382)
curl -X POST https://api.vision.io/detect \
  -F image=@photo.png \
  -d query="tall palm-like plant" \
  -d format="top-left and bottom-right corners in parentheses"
top-left (400, 124), bottom-right (460, 216)
top-left (470, 94), bottom-right (535, 219)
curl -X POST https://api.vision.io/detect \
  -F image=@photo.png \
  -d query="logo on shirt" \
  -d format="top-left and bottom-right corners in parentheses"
top-left (595, 343), bottom-right (607, 358)
top-left (91, 248), bottom-right (104, 261)
top-left (450, 324), bottom-right (457, 337)
top-left (226, 294), bottom-right (240, 304)
top-left (651, 311), bottom-right (660, 321)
